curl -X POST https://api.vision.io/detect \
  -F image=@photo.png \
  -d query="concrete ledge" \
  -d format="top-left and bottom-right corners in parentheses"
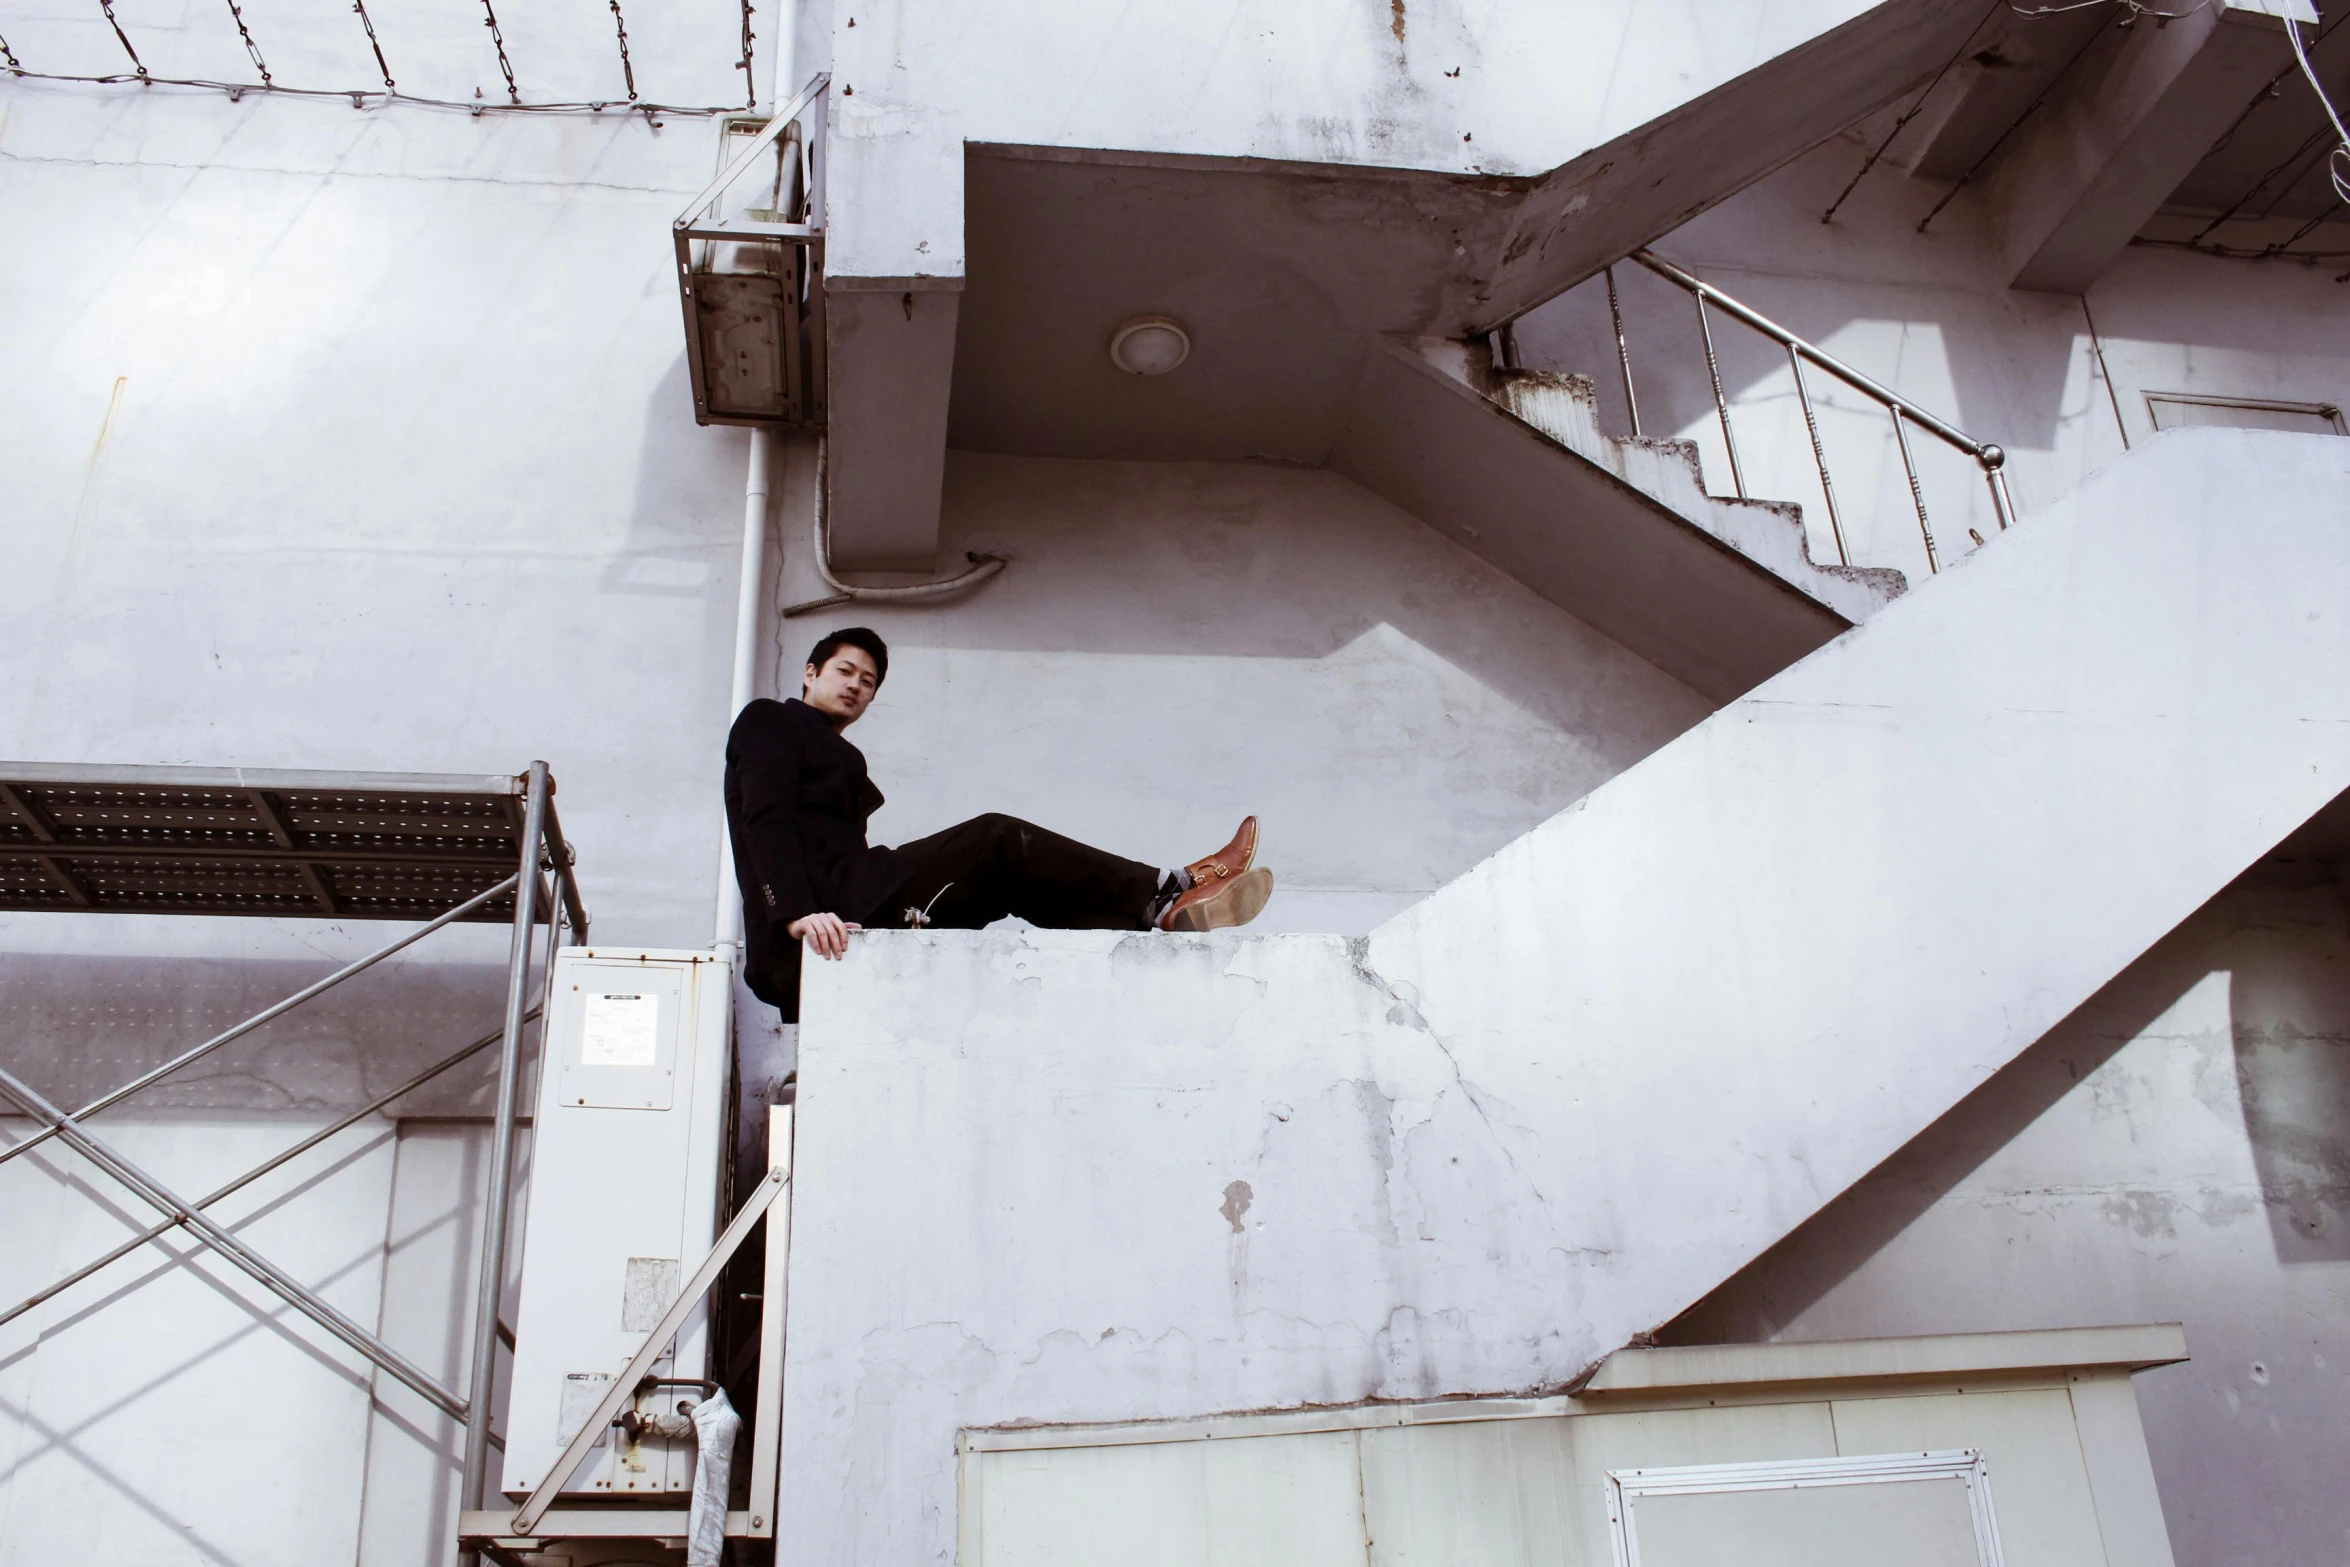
top-left (1581, 1323), bottom-right (2190, 1397)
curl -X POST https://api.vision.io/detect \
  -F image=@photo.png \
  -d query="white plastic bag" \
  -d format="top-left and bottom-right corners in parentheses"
top-left (686, 1387), bottom-right (743, 1567)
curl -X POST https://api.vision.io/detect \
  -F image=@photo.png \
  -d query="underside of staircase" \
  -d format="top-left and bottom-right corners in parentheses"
top-left (1333, 336), bottom-right (1907, 702)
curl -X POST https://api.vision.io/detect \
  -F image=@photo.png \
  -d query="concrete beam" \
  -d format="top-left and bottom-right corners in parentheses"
top-left (822, 282), bottom-right (962, 570)
top-left (1987, 0), bottom-right (2313, 295)
top-left (1886, 8), bottom-right (2110, 182)
top-left (1330, 339), bottom-right (1862, 703)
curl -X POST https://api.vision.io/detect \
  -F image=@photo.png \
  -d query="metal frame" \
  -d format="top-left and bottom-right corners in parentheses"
top-left (459, 1102), bottom-right (798, 1552)
top-left (0, 761), bottom-right (582, 923)
top-left (1623, 250), bottom-right (2015, 573)
top-left (0, 762), bottom-right (585, 1537)
top-left (676, 73), bottom-right (832, 429)
top-left (1605, 1449), bottom-right (2008, 1567)
top-left (2144, 388), bottom-right (2349, 436)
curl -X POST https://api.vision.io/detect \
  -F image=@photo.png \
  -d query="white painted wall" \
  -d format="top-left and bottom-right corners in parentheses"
top-left (818, 0), bottom-right (1905, 283)
top-left (836, 451), bottom-right (1709, 936)
top-left (0, 64), bottom-right (1713, 1562)
top-left (780, 429), bottom-right (2350, 1567)
top-left (1671, 858), bottom-right (2350, 1567)
top-left (0, 1116), bottom-right (399, 1566)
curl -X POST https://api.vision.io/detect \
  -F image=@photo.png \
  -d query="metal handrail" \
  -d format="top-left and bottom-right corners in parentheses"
top-left (1624, 249), bottom-right (2014, 573)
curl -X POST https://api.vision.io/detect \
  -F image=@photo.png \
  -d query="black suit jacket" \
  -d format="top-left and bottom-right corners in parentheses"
top-left (725, 698), bottom-right (911, 1019)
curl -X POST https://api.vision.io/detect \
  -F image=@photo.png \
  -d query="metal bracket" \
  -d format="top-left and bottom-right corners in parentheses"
top-left (503, 1164), bottom-right (792, 1536)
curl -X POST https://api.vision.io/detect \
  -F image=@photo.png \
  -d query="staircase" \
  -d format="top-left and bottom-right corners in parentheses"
top-left (777, 427), bottom-right (2350, 1567)
top-left (1334, 336), bottom-right (1904, 703)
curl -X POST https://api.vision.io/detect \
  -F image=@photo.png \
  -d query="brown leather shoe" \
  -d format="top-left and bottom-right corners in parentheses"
top-left (1157, 866), bottom-right (1274, 932)
top-left (1184, 816), bottom-right (1257, 887)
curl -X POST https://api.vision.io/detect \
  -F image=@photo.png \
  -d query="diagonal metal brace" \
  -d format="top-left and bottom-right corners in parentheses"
top-left (0, 1009), bottom-right (532, 1333)
top-left (0, 870), bottom-right (520, 1173)
top-left (0, 1062), bottom-right (469, 1422)
top-left (509, 1165), bottom-right (790, 1536)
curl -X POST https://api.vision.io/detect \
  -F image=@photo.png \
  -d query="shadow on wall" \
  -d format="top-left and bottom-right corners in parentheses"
top-left (1662, 825), bottom-right (2350, 1345)
top-left (2230, 863), bottom-right (2350, 1264)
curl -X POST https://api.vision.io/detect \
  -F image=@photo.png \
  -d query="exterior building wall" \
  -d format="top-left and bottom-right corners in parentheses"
top-left (1668, 857), bottom-right (2350, 1567)
top-left (6, 6), bottom-right (2350, 1564)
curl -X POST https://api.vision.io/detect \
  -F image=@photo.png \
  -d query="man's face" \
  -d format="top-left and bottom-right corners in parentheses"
top-left (802, 646), bottom-right (881, 726)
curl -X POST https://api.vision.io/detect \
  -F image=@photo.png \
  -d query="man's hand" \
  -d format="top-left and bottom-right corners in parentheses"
top-left (787, 912), bottom-right (863, 960)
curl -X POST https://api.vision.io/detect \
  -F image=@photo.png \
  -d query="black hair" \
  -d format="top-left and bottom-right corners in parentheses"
top-left (805, 626), bottom-right (890, 688)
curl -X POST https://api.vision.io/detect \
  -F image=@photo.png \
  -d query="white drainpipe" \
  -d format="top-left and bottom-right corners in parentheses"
top-left (714, 425), bottom-right (777, 953)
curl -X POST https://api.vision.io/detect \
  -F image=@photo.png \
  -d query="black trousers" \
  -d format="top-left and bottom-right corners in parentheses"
top-left (877, 813), bottom-right (1159, 931)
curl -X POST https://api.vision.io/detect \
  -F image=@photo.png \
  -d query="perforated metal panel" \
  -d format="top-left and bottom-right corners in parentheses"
top-left (0, 764), bottom-right (546, 920)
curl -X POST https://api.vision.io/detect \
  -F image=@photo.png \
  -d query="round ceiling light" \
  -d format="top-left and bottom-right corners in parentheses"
top-left (1109, 314), bottom-right (1191, 376)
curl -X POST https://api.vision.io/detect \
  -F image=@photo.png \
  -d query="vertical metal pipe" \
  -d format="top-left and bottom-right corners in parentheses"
top-left (1695, 293), bottom-right (1746, 498)
top-left (461, 761), bottom-right (550, 1529)
top-left (1786, 345), bottom-right (1848, 566)
top-left (715, 427), bottom-right (776, 953)
top-left (1890, 406), bottom-right (1941, 574)
top-left (1981, 445), bottom-right (2014, 533)
top-left (1605, 264), bottom-right (1642, 438)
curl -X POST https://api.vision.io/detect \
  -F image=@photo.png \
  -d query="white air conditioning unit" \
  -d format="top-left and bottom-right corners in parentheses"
top-left (500, 945), bottom-right (733, 1498)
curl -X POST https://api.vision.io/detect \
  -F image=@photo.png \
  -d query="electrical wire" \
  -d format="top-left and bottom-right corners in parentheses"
top-left (1821, 0), bottom-right (2006, 225)
top-left (0, 63), bottom-right (740, 117)
top-left (2006, 0), bottom-right (2216, 17)
top-left (1, 0), bottom-right (754, 116)
top-left (2285, 8), bottom-right (2350, 204)
top-left (1917, 14), bottom-right (2110, 232)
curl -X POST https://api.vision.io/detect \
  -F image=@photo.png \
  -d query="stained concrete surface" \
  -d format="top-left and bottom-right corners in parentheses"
top-left (778, 430), bottom-right (2350, 1567)
top-left (1668, 857), bottom-right (2350, 1567)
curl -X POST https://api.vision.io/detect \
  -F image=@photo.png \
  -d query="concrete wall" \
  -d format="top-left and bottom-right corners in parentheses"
top-left (818, 0), bottom-right (1910, 284)
top-left (0, 61), bottom-right (1712, 1562)
top-left (831, 450), bottom-right (1710, 937)
top-left (778, 430), bottom-right (2350, 1567)
top-left (1669, 857), bottom-right (2350, 1567)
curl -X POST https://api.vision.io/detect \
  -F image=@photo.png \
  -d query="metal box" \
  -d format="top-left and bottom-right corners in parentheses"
top-left (500, 946), bottom-right (732, 1498)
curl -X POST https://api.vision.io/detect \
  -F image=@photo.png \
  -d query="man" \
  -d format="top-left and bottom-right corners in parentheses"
top-left (725, 627), bottom-right (1272, 1020)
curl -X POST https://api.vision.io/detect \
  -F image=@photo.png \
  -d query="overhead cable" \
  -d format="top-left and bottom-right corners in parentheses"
top-left (1918, 13), bottom-right (2111, 231)
top-left (2286, 9), bottom-right (2350, 204)
top-left (1821, 0), bottom-right (2006, 225)
top-left (0, 64), bottom-right (737, 117)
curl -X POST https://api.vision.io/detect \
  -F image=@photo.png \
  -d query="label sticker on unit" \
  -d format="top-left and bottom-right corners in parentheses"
top-left (581, 992), bottom-right (659, 1067)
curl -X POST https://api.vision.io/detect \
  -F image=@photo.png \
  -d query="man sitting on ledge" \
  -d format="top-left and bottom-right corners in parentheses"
top-left (725, 627), bottom-right (1273, 1020)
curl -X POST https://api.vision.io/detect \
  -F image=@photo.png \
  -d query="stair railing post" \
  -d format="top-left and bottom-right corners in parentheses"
top-left (1606, 264), bottom-right (1642, 438)
top-left (1787, 344), bottom-right (1848, 566)
top-left (1889, 406), bottom-right (1941, 574)
top-left (462, 761), bottom-right (552, 1539)
top-left (1694, 293), bottom-right (1747, 498)
top-left (1981, 445), bottom-right (2014, 532)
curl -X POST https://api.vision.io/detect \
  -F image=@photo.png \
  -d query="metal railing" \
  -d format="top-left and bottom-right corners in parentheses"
top-left (1588, 250), bottom-right (2016, 575)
